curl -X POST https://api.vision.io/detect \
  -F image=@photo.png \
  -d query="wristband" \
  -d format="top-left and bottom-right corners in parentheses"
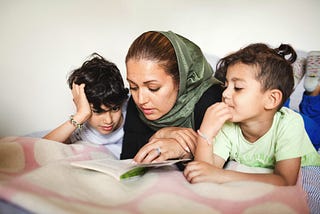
top-left (70, 115), bottom-right (83, 129)
top-left (197, 130), bottom-right (212, 145)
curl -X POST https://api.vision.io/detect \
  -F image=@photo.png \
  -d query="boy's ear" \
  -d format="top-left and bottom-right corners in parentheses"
top-left (264, 89), bottom-right (282, 110)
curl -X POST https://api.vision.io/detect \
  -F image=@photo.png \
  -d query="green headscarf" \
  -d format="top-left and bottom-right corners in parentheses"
top-left (138, 31), bottom-right (221, 130)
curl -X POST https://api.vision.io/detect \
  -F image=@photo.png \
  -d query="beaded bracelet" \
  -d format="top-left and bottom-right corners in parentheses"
top-left (70, 115), bottom-right (83, 129)
top-left (197, 130), bottom-right (212, 145)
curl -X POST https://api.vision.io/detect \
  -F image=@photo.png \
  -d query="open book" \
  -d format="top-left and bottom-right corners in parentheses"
top-left (71, 158), bottom-right (191, 181)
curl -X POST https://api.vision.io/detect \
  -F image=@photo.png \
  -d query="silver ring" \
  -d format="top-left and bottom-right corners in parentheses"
top-left (155, 147), bottom-right (161, 156)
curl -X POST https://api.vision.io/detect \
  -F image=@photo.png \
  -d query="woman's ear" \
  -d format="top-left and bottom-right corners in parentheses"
top-left (264, 89), bottom-right (282, 110)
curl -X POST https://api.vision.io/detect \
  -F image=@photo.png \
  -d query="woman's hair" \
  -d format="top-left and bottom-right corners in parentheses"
top-left (125, 31), bottom-right (180, 86)
top-left (68, 53), bottom-right (129, 112)
top-left (215, 43), bottom-right (297, 108)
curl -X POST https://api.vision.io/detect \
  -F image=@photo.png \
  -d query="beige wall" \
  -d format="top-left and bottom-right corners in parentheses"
top-left (1, 0), bottom-right (320, 136)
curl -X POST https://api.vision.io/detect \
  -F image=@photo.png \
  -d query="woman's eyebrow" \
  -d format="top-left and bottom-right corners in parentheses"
top-left (143, 80), bottom-right (159, 84)
top-left (127, 79), bottom-right (159, 85)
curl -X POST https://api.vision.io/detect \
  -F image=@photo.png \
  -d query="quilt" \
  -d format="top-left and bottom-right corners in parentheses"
top-left (0, 136), bottom-right (311, 214)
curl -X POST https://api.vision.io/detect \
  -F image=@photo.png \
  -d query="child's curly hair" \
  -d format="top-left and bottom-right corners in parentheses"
top-left (68, 53), bottom-right (129, 112)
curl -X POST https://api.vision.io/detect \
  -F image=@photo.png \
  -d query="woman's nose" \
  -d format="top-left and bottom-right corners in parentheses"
top-left (137, 90), bottom-right (148, 104)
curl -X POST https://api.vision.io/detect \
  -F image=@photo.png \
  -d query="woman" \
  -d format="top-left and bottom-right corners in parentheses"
top-left (120, 31), bottom-right (223, 163)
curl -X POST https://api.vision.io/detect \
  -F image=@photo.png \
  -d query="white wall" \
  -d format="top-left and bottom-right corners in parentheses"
top-left (1, 0), bottom-right (320, 137)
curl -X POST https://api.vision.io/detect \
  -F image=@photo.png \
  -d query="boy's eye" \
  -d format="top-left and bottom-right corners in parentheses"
top-left (92, 106), bottom-right (120, 114)
top-left (111, 106), bottom-right (120, 112)
top-left (92, 109), bottom-right (102, 113)
top-left (234, 87), bottom-right (242, 91)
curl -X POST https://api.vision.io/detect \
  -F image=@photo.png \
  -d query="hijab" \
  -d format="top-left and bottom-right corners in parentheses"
top-left (138, 31), bottom-right (221, 130)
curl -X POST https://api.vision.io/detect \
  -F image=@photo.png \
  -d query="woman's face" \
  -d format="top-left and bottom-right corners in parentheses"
top-left (126, 59), bottom-right (179, 120)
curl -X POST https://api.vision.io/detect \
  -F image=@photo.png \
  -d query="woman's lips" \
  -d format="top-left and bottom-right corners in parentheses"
top-left (141, 107), bottom-right (154, 115)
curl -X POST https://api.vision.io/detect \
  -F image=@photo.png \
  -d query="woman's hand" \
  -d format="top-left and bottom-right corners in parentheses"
top-left (133, 127), bottom-right (197, 163)
top-left (150, 127), bottom-right (197, 154)
top-left (71, 83), bottom-right (92, 123)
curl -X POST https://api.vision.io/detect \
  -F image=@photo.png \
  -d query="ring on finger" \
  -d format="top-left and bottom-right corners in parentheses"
top-left (155, 147), bottom-right (161, 156)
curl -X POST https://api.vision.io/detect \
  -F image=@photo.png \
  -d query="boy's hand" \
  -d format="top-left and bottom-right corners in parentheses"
top-left (198, 102), bottom-right (232, 141)
top-left (184, 161), bottom-right (225, 184)
top-left (71, 83), bottom-right (91, 123)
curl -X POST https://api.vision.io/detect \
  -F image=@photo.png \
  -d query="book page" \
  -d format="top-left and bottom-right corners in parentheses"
top-left (71, 158), bottom-right (191, 180)
top-left (71, 159), bottom-right (134, 180)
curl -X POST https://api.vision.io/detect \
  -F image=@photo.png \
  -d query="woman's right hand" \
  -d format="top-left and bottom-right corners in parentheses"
top-left (71, 83), bottom-right (92, 123)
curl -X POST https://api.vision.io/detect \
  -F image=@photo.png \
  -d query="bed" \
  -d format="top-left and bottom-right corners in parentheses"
top-left (2, 52), bottom-right (319, 214)
top-left (0, 136), bottom-right (319, 214)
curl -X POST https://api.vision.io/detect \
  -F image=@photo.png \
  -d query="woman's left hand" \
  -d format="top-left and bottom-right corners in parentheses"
top-left (151, 126), bottom-right (197, 152)
top-left (133, 127), bottom-right (197, 163)
top-left (133, 137), bottom-right (193, 163)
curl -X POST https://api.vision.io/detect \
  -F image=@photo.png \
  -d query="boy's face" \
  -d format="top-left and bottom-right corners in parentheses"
top-left (222, 62), bottom-right (269, 123)
top-left (87, 104), bottom-right (123, 135)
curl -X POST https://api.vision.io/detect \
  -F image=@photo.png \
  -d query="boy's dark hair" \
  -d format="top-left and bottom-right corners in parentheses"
top-left (68, 53), bottom-right (129, 112)
top-left (215, 43), bottom-right (297, 108)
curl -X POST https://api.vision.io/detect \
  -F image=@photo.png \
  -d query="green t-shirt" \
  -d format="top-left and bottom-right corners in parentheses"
top-left (214, 107), bottom-right (320, 169)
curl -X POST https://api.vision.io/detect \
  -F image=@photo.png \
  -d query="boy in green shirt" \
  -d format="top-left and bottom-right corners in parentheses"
top-left (184, 43), bottom-right (320, 186)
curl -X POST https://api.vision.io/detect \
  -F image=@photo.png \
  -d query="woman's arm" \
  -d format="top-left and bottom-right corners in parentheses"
top-left (122, 98), bottom-right (198, 162)
top-left (121, 97), bottom-right (155, 159)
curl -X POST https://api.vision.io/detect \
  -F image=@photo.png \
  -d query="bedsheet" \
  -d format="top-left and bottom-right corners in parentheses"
top-left (0, 136), bottom-right (312, 214)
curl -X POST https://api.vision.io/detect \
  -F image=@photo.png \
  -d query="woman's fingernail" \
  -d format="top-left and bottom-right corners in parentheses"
top-left (131, 160), bottom-right (137, 164)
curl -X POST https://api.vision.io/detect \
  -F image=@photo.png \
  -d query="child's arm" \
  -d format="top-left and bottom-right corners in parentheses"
top-left (185, 157), bottom-right (301, 186)
top-left (43, 84), bottom-right (91, 143)
top-left (43, 116), bottom-right (83, 144)
top-left (184, 102), bottom-right (231, 180)
top-left (185, 102), bottom-right (301, 186)
top-left (194, 102), bottom-right (232, 163)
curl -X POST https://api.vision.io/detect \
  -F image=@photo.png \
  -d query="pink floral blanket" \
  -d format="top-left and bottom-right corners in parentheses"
top-left (0, 136), bottom-right (309, 214)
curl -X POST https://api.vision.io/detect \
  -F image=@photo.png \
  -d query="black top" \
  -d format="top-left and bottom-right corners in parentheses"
top-left (120, 84), bottom-right (223, 159)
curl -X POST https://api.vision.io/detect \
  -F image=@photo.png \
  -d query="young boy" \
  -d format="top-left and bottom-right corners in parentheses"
top-left (184, 43), bottom-right (320, 186)
top-left (44, 53), bottom-right (129, 159)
